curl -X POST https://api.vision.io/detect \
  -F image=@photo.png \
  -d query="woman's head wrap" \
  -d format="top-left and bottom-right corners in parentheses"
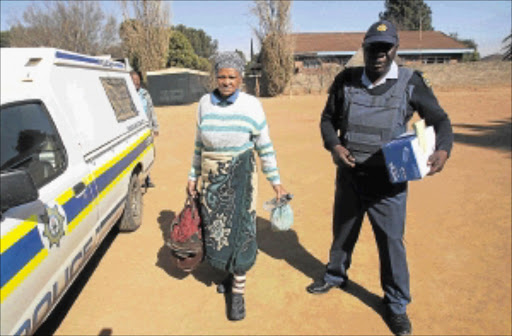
top-left (214, 51), bottom-right (245, 77)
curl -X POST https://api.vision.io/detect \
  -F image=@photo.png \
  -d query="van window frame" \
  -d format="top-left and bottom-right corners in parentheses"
top-left (100, 77), bottom-right (139, 122)
top-left (0, 99), bottom-right (68, 189)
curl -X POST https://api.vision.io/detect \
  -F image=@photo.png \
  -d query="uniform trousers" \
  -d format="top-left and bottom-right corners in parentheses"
top-left (324, 165), bottom-right (411, 314)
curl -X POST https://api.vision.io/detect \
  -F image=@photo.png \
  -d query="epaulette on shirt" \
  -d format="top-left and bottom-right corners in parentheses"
top-left (414, 70), bottom-right (432, 88)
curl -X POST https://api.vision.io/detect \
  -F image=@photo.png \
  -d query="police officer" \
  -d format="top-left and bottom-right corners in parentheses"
top-left (308, 20), bottom-right (453, 336)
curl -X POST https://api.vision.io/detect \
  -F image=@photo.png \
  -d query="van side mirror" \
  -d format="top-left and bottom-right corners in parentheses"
top-left (0, 170), bottom-right (39, 213)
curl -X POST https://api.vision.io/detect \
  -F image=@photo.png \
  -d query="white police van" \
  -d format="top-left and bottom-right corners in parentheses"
top-left (0, 48), bottom-right (155, 335)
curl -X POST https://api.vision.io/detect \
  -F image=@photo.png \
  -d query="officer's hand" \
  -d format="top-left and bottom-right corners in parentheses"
top-left (427, 150), bottom-right (448, 175)
top-left (331, 145), bottom-right (356, 168)
top-left (187, 180), bottom-right (198, 198)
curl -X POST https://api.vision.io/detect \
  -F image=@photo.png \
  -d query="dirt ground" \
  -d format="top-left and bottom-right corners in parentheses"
top-left (40, 84), bottom-right (511, 335)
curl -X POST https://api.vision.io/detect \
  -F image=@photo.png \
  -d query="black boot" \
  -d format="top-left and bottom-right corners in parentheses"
top-left (306, 279), bottom-right (347, 294)
top-left (228, 293), bottom-right (246, 321)
top-left (386, 311), bottom-right (412, 336)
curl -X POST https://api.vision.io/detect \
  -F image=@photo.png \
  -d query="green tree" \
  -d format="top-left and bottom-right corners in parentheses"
top-left (503, 33), bottom-right (511, 61)
top-left (379, 0), bottom-right (434, 31)
top-left (449, 32), bottom-right (480, 62)
top-left (173, 24), bottom-right (218, 59)
top-left (167, 30), bottom-right (210, 71)
top-left (0, 30), bottom-right (10, 47)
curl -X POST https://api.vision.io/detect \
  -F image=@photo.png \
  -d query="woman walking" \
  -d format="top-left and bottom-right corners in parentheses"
top-left (186, 51), bottom-right (288, 321)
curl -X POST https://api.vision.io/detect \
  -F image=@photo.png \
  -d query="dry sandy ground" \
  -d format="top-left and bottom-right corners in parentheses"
top-left (40, 84), bottom-right (511, 335)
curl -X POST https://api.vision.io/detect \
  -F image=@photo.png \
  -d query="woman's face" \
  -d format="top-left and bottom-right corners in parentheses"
top-left (216, 68), bottom-right (242, 98)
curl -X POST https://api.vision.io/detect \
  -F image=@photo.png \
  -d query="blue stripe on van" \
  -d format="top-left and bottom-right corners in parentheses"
top-left (61, 184), bottom-right (98, 224)
top-left (94, 138), bottom-right (147, 194)
top-left (55, 51), bottom-right (125, 69)
top-left (61, 136), bottom-right (148, 224)
top-left (0, 228), bottom-right (43, 288)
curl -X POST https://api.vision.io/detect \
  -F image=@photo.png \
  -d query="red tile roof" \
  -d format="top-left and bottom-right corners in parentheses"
top-left (291, 31), bottom-right (469, 54)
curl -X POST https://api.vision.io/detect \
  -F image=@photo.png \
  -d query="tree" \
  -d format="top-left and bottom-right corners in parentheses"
top-left (449, 33), bottom-right (480, 62)
top-left (503, 33), bottom-right (511, 61)
top-left (379, 0), bottom-right (434, 31)
top-left (252, 0), bottom-right (294, 97)
top-left (167, 30), bottom-right (210, 71)
top-left (0, 31), bottom-right (10, 47)
top-left (120, 0), bottom-right (171, 80)
top-left (8, 1), bottom-right (117, 55)
top-left (173, 24), bottom-right (218, 59)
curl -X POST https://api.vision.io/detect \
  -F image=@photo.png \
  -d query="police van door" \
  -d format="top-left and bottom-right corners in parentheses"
top-left (0, 99), bottom-right (100, 336)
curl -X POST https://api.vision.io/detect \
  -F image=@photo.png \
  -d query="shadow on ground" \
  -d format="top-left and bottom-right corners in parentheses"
top-left (35, 228), bottom-right (119, 336)
top-left (156, 211), bottom-right (386, 320)
top-left (256, 217), bottom-right (386, 320)
top-left (452, 118), bottom-right (511, 152)
top-left (155, 210), bottom-right (226, 287)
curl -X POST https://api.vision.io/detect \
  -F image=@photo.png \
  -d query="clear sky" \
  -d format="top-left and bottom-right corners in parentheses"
top-left (1, 0), bottom-right (510, 57)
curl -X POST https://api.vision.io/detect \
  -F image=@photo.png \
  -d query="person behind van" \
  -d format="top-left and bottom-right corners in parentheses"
top-left (186, 51), bottom-right (288, 321)
top-left (131, 70), bottom-right (158, 188)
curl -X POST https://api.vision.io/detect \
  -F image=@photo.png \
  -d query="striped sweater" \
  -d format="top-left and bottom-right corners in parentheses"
top-left (189, 90), bottom-right (281, 185)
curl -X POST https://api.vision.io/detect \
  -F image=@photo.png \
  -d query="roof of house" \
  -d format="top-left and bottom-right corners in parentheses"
top-left (147, 67), bottom-right (209, 76)
top-left (291, 31), bottom-right (472, 55)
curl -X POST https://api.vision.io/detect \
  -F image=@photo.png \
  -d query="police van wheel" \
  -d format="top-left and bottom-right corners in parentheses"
top-left (119, 173), bottom-right (143, 232)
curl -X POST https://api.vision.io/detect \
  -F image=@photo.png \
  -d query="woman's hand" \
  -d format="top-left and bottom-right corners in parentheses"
top-left (187, 180), bottom-right (198, 198)
top-left (272, 184), bottom-right (288, 200)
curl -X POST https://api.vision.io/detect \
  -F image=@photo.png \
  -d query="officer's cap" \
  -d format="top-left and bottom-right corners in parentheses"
top-left (363, 20), bottom-right (399, 46)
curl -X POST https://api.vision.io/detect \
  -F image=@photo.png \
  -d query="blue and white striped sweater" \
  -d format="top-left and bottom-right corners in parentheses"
top-left (189, 91), bottom-right (281, 184)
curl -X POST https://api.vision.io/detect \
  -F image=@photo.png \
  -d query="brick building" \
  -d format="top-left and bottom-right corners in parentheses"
top-left (292, 30), bottom-right (474, 69)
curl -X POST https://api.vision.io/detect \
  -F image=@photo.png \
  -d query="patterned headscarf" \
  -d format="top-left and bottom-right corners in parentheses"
top-left (214, 51), bottom-right (245, 77)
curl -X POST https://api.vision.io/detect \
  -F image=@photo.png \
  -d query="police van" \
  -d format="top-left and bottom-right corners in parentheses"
top-left (0, 48), bottom-right (155, 335)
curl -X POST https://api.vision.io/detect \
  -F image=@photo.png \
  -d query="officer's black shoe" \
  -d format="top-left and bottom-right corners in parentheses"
top-left (306, 279), bottom-right (347, 294)
top-left (228, 293), bottom-right (246, 321)
top-left (216, 275), bottom-right (232, 294)
top-left (386, 311), bottom-right (412, 336)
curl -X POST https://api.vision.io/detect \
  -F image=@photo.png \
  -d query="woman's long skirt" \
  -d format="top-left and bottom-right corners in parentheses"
top-left (199, 150), bottom-right (258, 274)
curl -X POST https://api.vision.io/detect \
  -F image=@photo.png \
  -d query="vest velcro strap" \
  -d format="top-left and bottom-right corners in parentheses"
top-left (347, 124), bottom-right (389, 136)
top-left (347, 141), bottom-right (381, 154)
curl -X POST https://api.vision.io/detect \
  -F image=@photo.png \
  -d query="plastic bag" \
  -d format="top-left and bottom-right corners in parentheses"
top-left (264, 194), bottom-right (294, 231)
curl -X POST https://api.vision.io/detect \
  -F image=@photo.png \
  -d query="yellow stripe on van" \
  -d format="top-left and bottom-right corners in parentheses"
top-left (56, 188), bottom-right (74, 206)
top-left (93, 130), bottom-right (151, 178)
top-left (56, 174), bottom-right (96, 206)
top-left (97, 144), bottom-right (154, 202)
top-left (0, 248), bottom-right (48, 303)
top-left (66, 200), bottom-right (96, 234)
top-left (61, 132), bottom-right (150, 233)
top-left (0, 215), bottom-right (38, 254)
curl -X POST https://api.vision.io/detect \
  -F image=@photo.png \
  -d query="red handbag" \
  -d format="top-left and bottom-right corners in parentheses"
top-left (167, 196), bottom-right (204, 272)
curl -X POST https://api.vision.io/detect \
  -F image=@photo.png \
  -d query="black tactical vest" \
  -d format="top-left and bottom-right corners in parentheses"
top-left (342, 67), bottom-right (414, 164)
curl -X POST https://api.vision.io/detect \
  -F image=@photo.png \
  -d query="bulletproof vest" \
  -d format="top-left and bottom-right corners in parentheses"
top-left (342, 67), bottom-right (414, 164)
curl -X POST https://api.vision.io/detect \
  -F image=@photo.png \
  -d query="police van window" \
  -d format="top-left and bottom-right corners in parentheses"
top-left (0, 102), bottom-right (67, 189)
top-left (100, 77), bottom-right (138, 122)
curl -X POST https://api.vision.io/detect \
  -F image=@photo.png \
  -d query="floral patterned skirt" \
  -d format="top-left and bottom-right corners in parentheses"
top-left (199, 150), bottom-right (258, 274)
